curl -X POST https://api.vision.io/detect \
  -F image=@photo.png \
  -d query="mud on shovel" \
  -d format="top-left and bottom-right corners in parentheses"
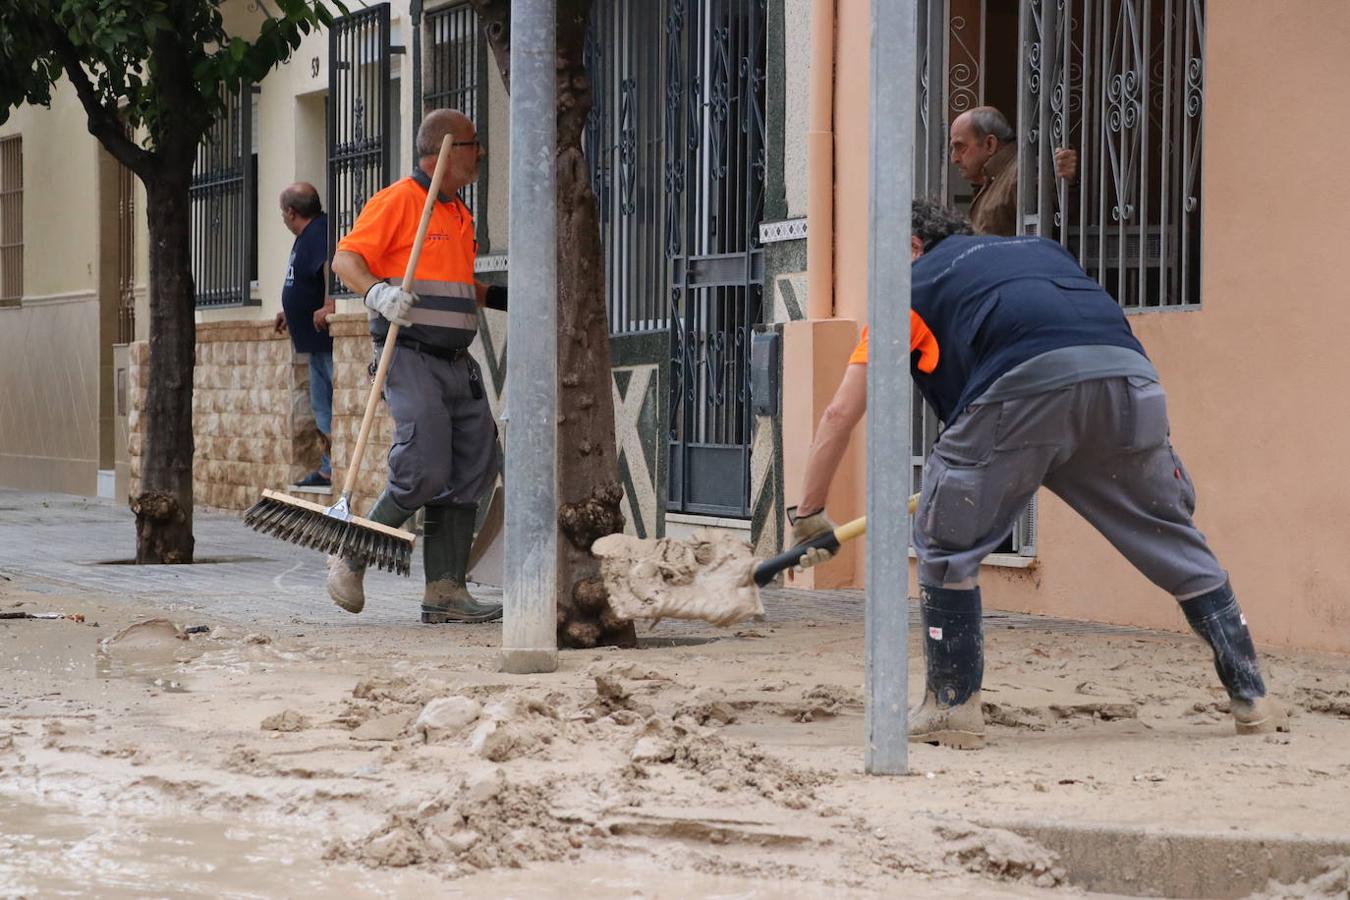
top-left (593, 495), bottom-right (917, 627)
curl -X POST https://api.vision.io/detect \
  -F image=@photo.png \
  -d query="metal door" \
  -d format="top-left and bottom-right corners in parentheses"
top-left (664, 0), bottom-right (767, 517)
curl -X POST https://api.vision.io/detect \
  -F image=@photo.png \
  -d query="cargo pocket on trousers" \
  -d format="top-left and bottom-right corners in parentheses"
top-left (922, 452), bottom-right (986, 553)
top-left (1123, 378), bottom-right (1170, 451)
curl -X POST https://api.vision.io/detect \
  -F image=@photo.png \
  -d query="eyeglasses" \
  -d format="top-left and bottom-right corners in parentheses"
top-left (451, 139), bottom-right (481, 148)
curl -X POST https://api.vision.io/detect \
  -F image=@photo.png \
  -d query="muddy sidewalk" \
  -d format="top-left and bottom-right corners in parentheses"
top-left (3, 489), bottom-right (1349, 897)
top-left (3, 570), bottom-right (1350, 897)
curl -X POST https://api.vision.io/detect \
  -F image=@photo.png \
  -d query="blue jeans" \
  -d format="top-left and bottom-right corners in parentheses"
top-left (308, 351), bottom-right (334, 476)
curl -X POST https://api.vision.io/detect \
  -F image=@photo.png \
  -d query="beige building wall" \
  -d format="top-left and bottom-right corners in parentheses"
top-left (1005, 2), bottom-right (1350, 654)
top-left (0, 86), bottom-right (104, 496)
top-left (827, 4), bottom-right (1350, 653)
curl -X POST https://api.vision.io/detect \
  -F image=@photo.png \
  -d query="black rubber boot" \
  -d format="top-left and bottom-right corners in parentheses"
top-left (1180, 581), bottom-right (1289, 734)
top-left (325, 492), bottom-right (415, 614)
top-left (909, 585), bottom-right (986, 749)
top-left (421, 505), bottom-right (502, 624)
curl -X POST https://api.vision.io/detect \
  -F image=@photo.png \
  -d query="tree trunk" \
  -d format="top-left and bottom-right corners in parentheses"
top-left (133, 173), bottom-right (197, 564)
top-left (552, 1), bottom-right (635, 649)
top-left (473, 0), bottom-right (635, 648)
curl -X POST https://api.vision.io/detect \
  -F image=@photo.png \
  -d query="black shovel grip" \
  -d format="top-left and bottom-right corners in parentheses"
top-left (753, 531), bottom-right (842, 587)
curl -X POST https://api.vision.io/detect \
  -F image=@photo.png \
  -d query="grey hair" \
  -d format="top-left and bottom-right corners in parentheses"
top-left (912, 198), bottom-right (973, 251)
top-left (965, 106), bottom-right (1014, 144)
top-left (416, 108), bottom-right (468, 158)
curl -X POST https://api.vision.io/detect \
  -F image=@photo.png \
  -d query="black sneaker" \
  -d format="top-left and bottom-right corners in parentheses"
top-left (293, 470), bottom-right (331, 488)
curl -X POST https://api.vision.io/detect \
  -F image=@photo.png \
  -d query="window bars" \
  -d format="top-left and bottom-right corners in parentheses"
top-left (328, 3), bottom-right (394, 296)
top-left (117, 155), bottom-right (136, 343)
top-left (190, 84), bottom-right (256, 308)
top-left (0, 136), bottom-right (21, 306)
top-left (425, 2), bottom-right (488, 229)
top-left (1019, 0), bottom-right (1205, 310)
top-left (584, 0), bottom-right (671, 336)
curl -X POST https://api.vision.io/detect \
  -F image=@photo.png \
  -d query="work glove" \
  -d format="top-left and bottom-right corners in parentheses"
top-left (787, 507), bottom-right (836, 571)
top-left (364, 282), bottom-right (416, 327)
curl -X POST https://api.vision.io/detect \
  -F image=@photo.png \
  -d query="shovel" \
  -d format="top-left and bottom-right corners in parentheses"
top-left (593, 494), bottom-right (918, 626)
top-left (748, 493), bottom-right (917, 587)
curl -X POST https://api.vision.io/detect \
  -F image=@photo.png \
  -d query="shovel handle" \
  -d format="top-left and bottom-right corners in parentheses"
top-left (340, 134), bottom-right (455, 500)
top-left (752, 494), bottom-right (919, 588)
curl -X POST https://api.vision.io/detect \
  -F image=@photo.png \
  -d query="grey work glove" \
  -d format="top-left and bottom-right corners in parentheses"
top-left (364, 282), bottom-right (415, 327)
top-left (788, 509), bottom-right (836, 571)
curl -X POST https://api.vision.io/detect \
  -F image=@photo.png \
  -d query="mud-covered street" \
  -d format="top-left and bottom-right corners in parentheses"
top-left (2, 491), bottom-right (1349, 898)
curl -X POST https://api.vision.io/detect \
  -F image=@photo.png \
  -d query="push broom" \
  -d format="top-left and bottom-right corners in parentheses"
top-left (242, 134), bottom-right (456, 575)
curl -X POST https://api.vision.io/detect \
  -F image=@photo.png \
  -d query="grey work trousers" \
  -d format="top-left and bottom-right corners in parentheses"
top-left (914, 376), bottom-right (1228, 596)
top-left (382, 345), bottom-right (498, 511)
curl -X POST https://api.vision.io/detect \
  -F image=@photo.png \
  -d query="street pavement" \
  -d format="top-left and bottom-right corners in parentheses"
top-left (0, 487), bottom-right (1149, 638)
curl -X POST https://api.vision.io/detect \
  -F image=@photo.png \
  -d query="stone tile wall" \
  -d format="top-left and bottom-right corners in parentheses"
top-left (328, 312), bottom-right (393, 515)
top-left (128, 319), bottom-right (330, 510)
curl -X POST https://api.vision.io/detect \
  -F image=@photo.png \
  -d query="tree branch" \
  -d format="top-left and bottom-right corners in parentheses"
top-left (46, 27), bottom-right (156, 182)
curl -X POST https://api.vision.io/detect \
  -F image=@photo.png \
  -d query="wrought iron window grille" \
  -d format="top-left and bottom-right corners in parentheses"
top-left (190, 83), bottom-right (258, 308)
top-left (328, 3), bottom-right (394, 297)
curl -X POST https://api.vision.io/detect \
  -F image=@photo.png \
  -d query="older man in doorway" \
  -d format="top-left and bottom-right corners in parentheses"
top-left (948, 106), bottom-right (1077, 237)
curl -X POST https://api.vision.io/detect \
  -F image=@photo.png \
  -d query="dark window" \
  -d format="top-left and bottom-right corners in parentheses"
top-left (191, 84), bottom-right (256, 308)
top-left (0, 135), bottom-right (21, 307)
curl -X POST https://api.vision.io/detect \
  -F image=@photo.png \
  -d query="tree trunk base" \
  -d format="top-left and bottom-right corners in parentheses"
top-left (130, 491), bottom-right (194, 564)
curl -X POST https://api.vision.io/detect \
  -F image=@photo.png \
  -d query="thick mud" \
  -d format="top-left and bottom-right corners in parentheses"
top-left (3, 580), bottom-right (1350, 897)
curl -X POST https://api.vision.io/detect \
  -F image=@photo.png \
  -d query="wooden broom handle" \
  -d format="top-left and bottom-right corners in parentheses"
top-left (341, 134), bottom-right (455, 499)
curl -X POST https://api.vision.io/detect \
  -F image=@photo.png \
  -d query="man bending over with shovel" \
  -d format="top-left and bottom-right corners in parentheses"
top-left (789, 199), bottom-right (1287, 749)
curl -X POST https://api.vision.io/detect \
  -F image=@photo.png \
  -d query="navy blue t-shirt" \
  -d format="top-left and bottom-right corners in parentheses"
top-left (281, 213), bottom-right (333, 354)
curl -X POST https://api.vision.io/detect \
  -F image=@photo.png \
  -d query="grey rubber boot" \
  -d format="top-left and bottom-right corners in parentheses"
top-left (421, 505), bottom-right (502, 624)
top-left (326, 492), bottom-right (415, 614)
top-left (909, 585), bottom-right (987, 750)
top-left (1180, 581), bottom-right (1290, 735)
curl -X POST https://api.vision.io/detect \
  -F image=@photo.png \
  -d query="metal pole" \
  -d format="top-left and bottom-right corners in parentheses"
top-left (500, 0), bottom-right (558, 675)
top-left (864, 0), bottom-right (916, 775)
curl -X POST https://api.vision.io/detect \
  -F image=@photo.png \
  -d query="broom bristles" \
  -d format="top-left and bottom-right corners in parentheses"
top-left (243, 490), bottom-right (415, 576)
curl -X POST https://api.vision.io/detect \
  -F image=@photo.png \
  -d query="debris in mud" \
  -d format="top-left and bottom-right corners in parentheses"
top-left (1255, 855), bottom-right (1350, 899)
top-left (467, 696), bottom-right (561, 762)
top-left (637, 718), bottom-right (823, 810)
top-left (674, 694), bottom-right (738, 727)
top-left (583, 674), bottom-right (654, 722)
top-left (982, 702), bottom-right (1047, 731)
top-left (414, 697), bottom-right (481, 743)
top-left (260, 709), bottom-right (309, 732)
top-left (331, 769), bottom-right (578, 874)
top-left (788, 683), bottom-right (863, 721)
top-left (592, 532), bottom-right (765, 626)
top-left (1048, 701), bottom-right (1137, 721)
top-left (630, 721), bottom-right (677, 764)
top-left (937, 824), bottom-right (1065, 888)
top-left (352, 711), bottom-right (415, 742)
top-left (1297, 686), bottom-right (1350, 718)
